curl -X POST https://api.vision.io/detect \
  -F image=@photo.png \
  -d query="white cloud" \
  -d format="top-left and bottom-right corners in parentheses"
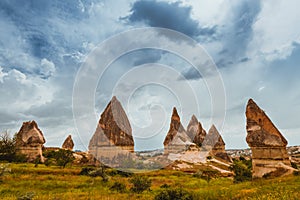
top-left (251, 0), bottom-right (300, 60)
top-left (0, 66), bottom-right (8, 83)
top-left (0, 68), bottom-right (56, 117)
top-left (40, 58), bottom-right (56, 77)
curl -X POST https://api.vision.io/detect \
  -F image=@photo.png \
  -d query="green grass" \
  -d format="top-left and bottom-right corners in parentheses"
top-left (0, 163), bottom-right (300, 199)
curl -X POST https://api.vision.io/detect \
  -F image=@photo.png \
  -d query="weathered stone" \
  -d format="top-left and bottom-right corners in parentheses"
top-left (16, 120), bottom-right (45, 162)
top-left (62, 135), bottom-right (74, 151)
top-left (203, 125), bottom-right (231, 162)
top-left (203, 125), bottom-right (225, 150)
top-left (186, 115), bottom-right (206, 147)
top-left (163, 107), bottom-right (192, 153)
top-left (89, 96), bottom-right (134, 165)
top-left (246, 99), bottom-right (292, 178)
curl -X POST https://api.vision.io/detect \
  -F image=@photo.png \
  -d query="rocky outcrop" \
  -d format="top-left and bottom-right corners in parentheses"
top-left (246, 99), bottom-right (292, 178)
top-left (62, 135), bottom-right (74, 151)
top-left (203, 125), bottom-right (231, 162)
top-left (186, 115), bottom-right (206, 147)
top-left (15, 120), bottom-right (45, 162)
top-left (164, 107), bottom-right (192, 153)
top-left (89, 96), bottom-right (134, 164)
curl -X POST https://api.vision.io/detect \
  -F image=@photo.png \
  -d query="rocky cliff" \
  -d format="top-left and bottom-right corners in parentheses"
top-left (246, 99), bottom-right (292, 178)
top-left (89, 96), bottom-right (134, 165)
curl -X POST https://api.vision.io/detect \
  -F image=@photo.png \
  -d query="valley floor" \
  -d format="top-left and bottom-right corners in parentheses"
top-left (0, 163), bottom-right (300, 200)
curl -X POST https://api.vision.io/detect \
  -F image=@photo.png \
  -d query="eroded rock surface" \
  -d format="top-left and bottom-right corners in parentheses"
top-left (246, 99), bottom-right (292, 178)
top-left (203, 125), bottom-right (231, 162)
top-left (89, 96), bottom-right (134, 166)
top-left (16, 120), bottom-right (45, 162)
top-left (164, 107), bottom-right (192, 153)
top-left (186, 115), bottom-right (206, 147)
top-left (62, 135), bottom-right (74, 151)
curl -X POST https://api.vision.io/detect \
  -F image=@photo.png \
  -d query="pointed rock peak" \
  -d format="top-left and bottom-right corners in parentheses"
top-left (111, 95), bottom-right (118, 102)
top-left (16, 120), bottom-right (45, 146)
top-left (62, 135), bottom-right (74, 150)
top-left (209, 124), bottom-right (218, 134)
top-left (186, 114), bottom-right (206, 146)
top-left (163, 107), bottom-right (191, 146)
top-left (190, 115), bottom-right (198, 123)
top-left (203, 124), bottom-right (225, 147)
top-left (246, 98), bottom-right (261, 111)
top-left (172, 106), bottom-right (179, 117)
top-left (246, 99), bottom-right (287, 147)
top-left (89, 96), bottom-right (134, 149)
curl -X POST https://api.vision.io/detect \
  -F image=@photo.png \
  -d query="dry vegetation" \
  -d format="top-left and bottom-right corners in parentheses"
top-left (0, 163), bottom-right (300, 200)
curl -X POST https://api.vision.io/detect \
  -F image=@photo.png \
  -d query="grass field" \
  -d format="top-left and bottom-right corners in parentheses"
top-left (0, 163), bottom-right (300, 200)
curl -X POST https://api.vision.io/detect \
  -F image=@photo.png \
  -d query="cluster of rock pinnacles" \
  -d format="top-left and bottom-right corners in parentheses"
top-left (16, 96), bottom-right (295, 178)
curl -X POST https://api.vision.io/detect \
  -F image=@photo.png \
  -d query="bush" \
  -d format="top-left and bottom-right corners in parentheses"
top-left (130, 176), bottom-right (151, 193)
top-left (229, 159), bottom-right (252, 183)
top-left (80, 165), bottom-right (109, 182)
top-left (193, 168), bottom-right (220, 183)
top-left (43, 149), bottom-right (75, 168)
top-left (79, 167), bottom-right (95, 176)
top-left (107, 169), bottom-right (133, 177)
top-left (155, 188), bottom-right (194, 200)
top-left (291, 162), bottom-right (298, 169)
top-left (110, 182), bottom-right (126, 192)
top-left (0, 131), bottom-right (26, 162)
top-left (17, 192), bottom-right (35, 200)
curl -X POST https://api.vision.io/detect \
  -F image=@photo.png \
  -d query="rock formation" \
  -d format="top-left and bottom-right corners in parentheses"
top-left (89, 96), bottom-right (134, 164)
top-left (202, 125), bottom-right (231, 162)
top-left (246, 99), bottom-right (292, 178)
top-left (164, 107), bottom-right (192, 153)
top-left (62, 135), bottom-right (74, 151)
top-left (15, 120), bottom-right (46, 162)
top-left (186, 115), bottom-right (206, 147)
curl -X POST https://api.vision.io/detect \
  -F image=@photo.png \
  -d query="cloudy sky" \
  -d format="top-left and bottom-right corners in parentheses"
top-left (0, 0), bottom-right (300, 151)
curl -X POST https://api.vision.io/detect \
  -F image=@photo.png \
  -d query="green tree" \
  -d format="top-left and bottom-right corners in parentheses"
top-left (43, 149), bottom-right (75, 168)
top-left (229, 158), bottom-right (252, 183)
top-left (130, 175), bottom-right (151, 193)
top-left (0, 131), bottom-right (17, 162)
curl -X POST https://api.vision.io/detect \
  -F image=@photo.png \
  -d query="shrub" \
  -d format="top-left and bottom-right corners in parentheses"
top-left (293, 170), bottom-right (300, 176)
top-left (160, 183), bottom-right (171, 188)
top-left (107, 169), bottom-right (133, 177)
top-left (43, 149), bottom-right (75, 168)
top-left (130, 176), bottom-right (151, 193)
top-left (229, 159), bottom-right (252, 183)
top-left (81, 165), bottom-right (109, 182)
top-left (155, 188), bottom-right (194, 200)
top-left (0, 131), bottom-right (26, 162)
top-left (110, 182), bottom-right (126, 192)
top-left (291, 162), bottom-right (298, 169)
top-left (17, 192), bottom-right (35, 200)
top-left (79, 167), bottom-right (95, 176)
top-left (193, 168), bottom-right (220, 183)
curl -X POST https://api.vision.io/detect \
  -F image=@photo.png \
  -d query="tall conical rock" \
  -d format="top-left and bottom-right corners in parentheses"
top-left (246, 99), bottom-right (292, 178)
top-left (89, 96), bottom-right (134, 161)
top-left (186, 115), bottom-right (206, 147)
top-left (62, 135), bottom-right (74, 151)
top-left (202, 125), bottom-right (231, 162)
top-left (15, 120), bottom-right (45, 162)
top-left (246, 99), bottom-right (287, 147)
top-left (163, 107), bottom-right (192, 153)
top-left (202, 125), bottom-right (225, 150)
